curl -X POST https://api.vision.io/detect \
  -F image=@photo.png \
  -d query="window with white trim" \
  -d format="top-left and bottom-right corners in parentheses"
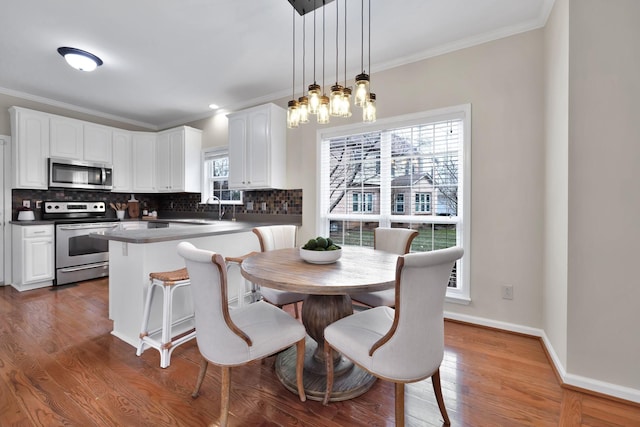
top-left (352, 192), bottom-right (374, 212)
top-left (394, 193), bottom-right (405, 213)
top-left (318, 105), bottom-right (471, 302)
top-left (201, 148), bottom-right (243, 204)
top-left (415, 193), bottom-right (431, 213)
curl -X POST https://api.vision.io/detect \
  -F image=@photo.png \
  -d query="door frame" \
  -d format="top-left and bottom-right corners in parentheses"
top-left (1, 135), bottom-right (11, 285)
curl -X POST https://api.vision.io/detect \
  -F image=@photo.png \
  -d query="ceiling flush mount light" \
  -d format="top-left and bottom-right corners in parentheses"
top-left (285, 0), bottom-right (377, 126)
top-left (57, 47), bottom-right (103, 72)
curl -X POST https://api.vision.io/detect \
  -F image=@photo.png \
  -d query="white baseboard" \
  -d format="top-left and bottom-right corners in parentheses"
top-left (444, 311), bottom-right (640, 404)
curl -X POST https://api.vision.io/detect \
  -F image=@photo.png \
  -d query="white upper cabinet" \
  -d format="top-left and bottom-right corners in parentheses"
top-left (8, 106), bottom-right (203, 193)
top-left (111, 130), bottom-right (132, 193)
top-left (51, 118), bottom-right (114, 164)
top-left (50, 116), bottom-right (84, 160)
top-left (132, 132), bottom-right (157, 192)
top-left (227, 103), bottom-right (286, 189)
top-left (84, 123), bottom-right (113, 164)
top-left (9, 107), bottom-right (50, 189)
top-left (156, 126), bottom-right (202, 193)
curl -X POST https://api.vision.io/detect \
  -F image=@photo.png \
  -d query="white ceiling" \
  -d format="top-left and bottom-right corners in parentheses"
top-left (0, 0), bottom-right (553, 130)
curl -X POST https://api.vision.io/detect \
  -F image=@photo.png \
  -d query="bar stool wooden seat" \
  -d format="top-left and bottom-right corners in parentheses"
top-left (136, 267), bottom-right (196, 368)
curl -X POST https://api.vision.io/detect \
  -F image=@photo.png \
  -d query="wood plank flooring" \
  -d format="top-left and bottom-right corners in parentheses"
top-left (0, 279), bottom-right (638, 426)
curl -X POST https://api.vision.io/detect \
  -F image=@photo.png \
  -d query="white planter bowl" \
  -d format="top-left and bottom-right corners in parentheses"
top-left (299, 247), bottom-right (342, 264)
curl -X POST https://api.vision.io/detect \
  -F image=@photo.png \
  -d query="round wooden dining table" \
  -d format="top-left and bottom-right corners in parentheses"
top-left (241, 246), bottom-right (398, 402)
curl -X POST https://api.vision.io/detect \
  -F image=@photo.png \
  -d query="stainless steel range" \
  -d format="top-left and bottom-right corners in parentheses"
top-left (43, 201), bottom-right (120, 286)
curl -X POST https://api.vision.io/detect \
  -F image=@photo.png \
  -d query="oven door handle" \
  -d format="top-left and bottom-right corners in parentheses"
top-left (59, 263), bottom-right (109, 273)
top-left (57, 224), bottom-right (119, 231)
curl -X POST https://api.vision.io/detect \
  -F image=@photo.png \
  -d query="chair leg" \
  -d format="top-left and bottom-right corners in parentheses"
top-left (159, 284), bottom-right (172, 368)
top-left (220, 366), bottom-right (231, 427)
top-left (293, 302), bottom-right (299, 319)
top-left (395, 382), bottom-right (405, 427)
top-left (295, 338), bottom-right (306, 402)
top-left (432, 369), bottom-right (451, 425)
top-left (322, 340), bottom-right (334, 405)
top-left (191, 357), bottom-right (209, 398)
top-left (136, 280), bottom-right (155, 356)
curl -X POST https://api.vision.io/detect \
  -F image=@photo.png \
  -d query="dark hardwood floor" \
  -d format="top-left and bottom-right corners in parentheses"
top-left (1, 279), bottom-right (638, 426)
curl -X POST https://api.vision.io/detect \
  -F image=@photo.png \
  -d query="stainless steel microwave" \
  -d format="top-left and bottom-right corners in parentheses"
top-left (49, 158), bottom-right (113, 190)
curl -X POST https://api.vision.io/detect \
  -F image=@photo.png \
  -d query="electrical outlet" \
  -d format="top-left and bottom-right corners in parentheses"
top-left (501, 285), bottom-right (514, 300)
top-left (22, 200), bottom-right (31, 208)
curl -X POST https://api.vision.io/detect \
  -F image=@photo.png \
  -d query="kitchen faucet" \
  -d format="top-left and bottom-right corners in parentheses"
top-left (206, 196), bottom-right (225, 221)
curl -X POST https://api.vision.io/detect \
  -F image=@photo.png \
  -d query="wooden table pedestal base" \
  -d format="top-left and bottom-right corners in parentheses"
top-left (275, 336), bottom-right (376, 402)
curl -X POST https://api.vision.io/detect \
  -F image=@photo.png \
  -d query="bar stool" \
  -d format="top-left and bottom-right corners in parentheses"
top-left (136, 267), bottom-right (196, 368)
top-left (225, 252), bottom-right (260, 308)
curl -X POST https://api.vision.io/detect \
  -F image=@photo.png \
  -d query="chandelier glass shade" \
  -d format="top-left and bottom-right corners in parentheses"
top-left (363, 92), bottom-right (376, 122)
top-left (298, 95), bottom-right (310, 123)
top-left (286, 0), bottom-right (376, 126)
top-left (354, 72), bottom-right (370, 107)
top-left (329, 84), bottom-right (344, 116)
top-left (307, 83), bottom-right (322, 114)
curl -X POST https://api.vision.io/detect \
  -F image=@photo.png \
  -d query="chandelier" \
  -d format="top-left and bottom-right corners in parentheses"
top-left (286, 0), bottom-right (376, 128)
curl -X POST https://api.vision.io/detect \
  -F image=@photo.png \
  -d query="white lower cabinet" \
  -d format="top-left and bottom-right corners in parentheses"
top-left (12, 225), bottom-right (54, 291)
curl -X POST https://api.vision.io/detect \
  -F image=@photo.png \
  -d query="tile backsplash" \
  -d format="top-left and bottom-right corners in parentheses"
top-left (11, 188), bottom-right (302, 220)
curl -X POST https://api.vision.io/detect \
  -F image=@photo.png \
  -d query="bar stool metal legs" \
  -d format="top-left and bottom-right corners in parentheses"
top-left (136, 267), bottom-right (196, 368)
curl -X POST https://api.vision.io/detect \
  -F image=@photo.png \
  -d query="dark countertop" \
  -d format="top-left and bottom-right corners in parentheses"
top-left (90, 220), bottom-right (288, 244)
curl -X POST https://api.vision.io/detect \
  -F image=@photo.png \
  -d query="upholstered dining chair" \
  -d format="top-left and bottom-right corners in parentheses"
top-left (252, 225), bottom-right (306, 318)
top-left (350, 227), bottom-right (419, 308)
top-left (177, 242), bottom-right (306, 427)
top-left (323, 246), bottom-right (464, 426)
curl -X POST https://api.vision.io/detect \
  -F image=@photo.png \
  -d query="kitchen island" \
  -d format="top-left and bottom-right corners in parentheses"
top-left (92, 220), bottom-right (265, 348)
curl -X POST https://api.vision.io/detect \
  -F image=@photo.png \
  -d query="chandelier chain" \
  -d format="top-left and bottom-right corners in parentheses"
top-left (292, 8), bottom-right (296, 99)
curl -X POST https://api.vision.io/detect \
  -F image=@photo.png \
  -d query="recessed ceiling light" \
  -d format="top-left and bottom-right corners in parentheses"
top-left (208, 104), bottom-right (220, 110)
top-left (57, 47), bottom-right (103, 72)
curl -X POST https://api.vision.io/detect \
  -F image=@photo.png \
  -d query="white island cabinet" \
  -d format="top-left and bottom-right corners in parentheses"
top-left (102, 224), bottom-right (260, 348)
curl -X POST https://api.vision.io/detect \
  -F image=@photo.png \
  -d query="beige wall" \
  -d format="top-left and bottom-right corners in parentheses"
top-left (567, 0), bottom-right (640, 391)
top-left (543, 0), bottom-right (569, 369)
